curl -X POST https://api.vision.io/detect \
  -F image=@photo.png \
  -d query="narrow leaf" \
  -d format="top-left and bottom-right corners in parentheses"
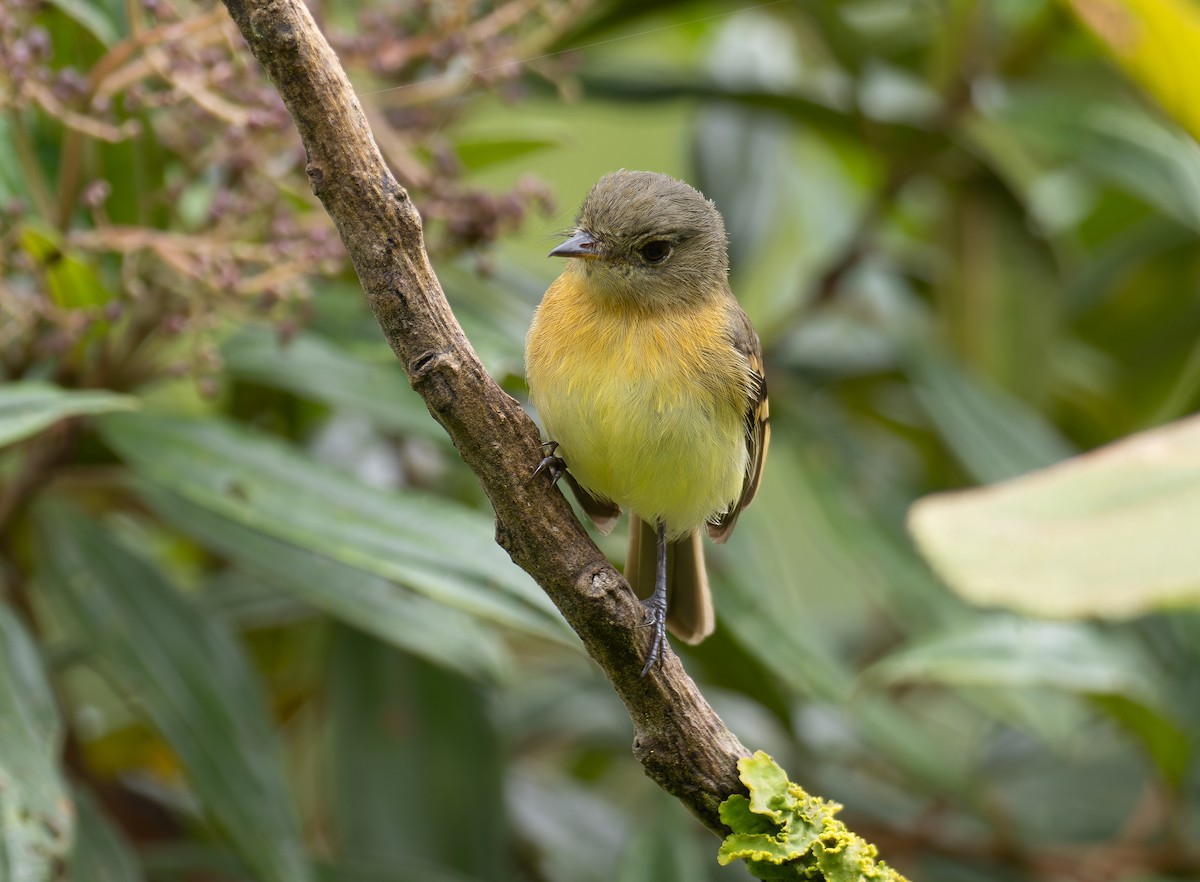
top-left (865, 618), bottom-right (1165, 699)
top-left (141, 483), bottom-right (511, 683)
top-left (68, 786), bottom-right (145, 882)
top-left (454, 134), bottom-right (563, 171)
top-left (0, 605), bottom-right (73, 882)
top-left (327, 631), bottom-right (507, 881)
top-left (43, 0), bottom-right (121, 46)
top-left (906, 345), bottom-right (1074, 485)
top-left (99, 412), bottom-right (569, 643)
top-left (0, 382), bottom-right (135, 449)
top-left (36, 506), bottom-right (312, 882)
top-left (221, 327), bottom-right (442, 440)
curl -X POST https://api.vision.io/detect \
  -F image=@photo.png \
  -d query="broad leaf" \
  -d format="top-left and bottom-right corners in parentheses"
top-left (909, 414), bottom-right (1200, 618)
top-left (996, 92), bottom-right (1200, 231)
top-left (36, 507), bottom-right (312, 882)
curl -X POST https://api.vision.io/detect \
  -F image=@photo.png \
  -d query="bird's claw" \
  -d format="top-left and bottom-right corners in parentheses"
top-left (639, 594), bottom-right (668, 679)
top-left (532, 441), bottom-right (567, 486)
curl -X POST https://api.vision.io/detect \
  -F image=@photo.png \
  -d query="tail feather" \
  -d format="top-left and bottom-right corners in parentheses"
top-left (624, 515), bottom-right (714, 645)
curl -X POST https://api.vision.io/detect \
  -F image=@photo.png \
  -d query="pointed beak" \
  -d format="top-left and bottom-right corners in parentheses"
top-left (549, 230), bottom-right (601, 259)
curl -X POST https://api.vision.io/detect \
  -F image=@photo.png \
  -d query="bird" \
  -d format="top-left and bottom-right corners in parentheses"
top-left (525, 170), bottom-right (769, 676)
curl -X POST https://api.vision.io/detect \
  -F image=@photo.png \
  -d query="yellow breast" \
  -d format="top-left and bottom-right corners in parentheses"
top-left (525, 272), bottom-right (748, 536)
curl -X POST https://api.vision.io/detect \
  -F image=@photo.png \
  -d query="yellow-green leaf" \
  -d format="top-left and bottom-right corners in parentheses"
top-left (909, 414), bottom-right (1200, 618)
top-left (1065, 0), bottom-right (1200, 141)
top-left (19, 225), bottom-right (111, 308)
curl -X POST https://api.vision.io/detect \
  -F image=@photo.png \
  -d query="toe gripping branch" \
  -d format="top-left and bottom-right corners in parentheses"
top-left (533, 440), bottom-right (567, 486)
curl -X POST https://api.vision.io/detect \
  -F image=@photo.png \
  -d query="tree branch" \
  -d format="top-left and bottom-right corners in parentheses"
top-left (218, 0), bottom-right (748, 832)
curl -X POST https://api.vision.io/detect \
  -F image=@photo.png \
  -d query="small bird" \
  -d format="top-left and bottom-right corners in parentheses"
top-left (525, 170), bottom-right (769, 675)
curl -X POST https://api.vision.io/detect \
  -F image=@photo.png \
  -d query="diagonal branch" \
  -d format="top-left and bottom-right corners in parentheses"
top-left (217, 0), bottom-right (748, 832)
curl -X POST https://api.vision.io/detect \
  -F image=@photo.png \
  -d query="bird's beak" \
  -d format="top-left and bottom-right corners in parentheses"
top-left (548, 230), bottom-right (601, 260)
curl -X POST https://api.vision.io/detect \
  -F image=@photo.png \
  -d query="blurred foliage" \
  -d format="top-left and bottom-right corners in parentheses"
top-left (4, 0), bottom-right (1200, 881)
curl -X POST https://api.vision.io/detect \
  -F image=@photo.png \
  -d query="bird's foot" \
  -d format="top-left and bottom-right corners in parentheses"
top-left (532, 441), bottom-right (567, 486)
top-left (639, 592), bottom-right (668, 679)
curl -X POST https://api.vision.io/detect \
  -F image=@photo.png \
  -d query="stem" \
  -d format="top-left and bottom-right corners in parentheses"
top-left (7, 109), bottom-right (56, 221)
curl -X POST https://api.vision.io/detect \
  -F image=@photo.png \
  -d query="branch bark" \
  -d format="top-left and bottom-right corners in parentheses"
top-left (218, 0), bottom-right (748, 832)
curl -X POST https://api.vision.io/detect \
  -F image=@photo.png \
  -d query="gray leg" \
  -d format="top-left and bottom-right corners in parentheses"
top-left (639, 520), bottom-right (668, 678)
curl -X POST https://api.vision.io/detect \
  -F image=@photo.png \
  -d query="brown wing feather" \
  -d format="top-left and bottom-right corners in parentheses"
top-left (707, 303), bottom-right (770, 544)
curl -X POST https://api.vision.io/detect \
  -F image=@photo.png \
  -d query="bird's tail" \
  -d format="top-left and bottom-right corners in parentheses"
top-left (624, 515), bottom-right (714, 645)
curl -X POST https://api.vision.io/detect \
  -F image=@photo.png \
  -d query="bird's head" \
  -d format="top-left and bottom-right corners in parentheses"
top-left (549, 170), bottom-right (729, 309)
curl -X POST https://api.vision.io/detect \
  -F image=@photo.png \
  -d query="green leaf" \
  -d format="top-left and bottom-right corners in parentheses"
top-left (614, 790), bottom-right (708, 882)
top-left (906, 349), bottom-right (1075, 483)
top-left (1091, 694), bottom-right (1192, 788)
top-left (718, 795), bottom-right (778, 838)
top-left (141, 483), bottom-right (511, 683)
top-left (68, 785), bottom-right (145, 882)
top-left (19, 225), bottom-right (111, 308)
top-left (454, 134), bottom-right (564, 171)
top-left (996, 93), bottom-right (1200, 231)
top-left (908, 414), bottom-right (1200, 618)
top-left (712, 444), bottom-right (974, 794)
top-left (99, 412), bottom-right (569, 644)
top-left (864, 617), bottom-right (1192, 780)
top-left (43, 0), bottom-right (121, 46)
top-left (0, 382), bottom-right (136, 449)
top-left (576, 73), bottom-right (941, 152)
top-left (35, 507), bottom-right (313, 882)
top-left (0, 605), bottom-right (73, 882)
top-left (327, 630), bottom-right (507, 881)
top-left (221, 327), bottom-right (443, 440)
top-left (864, 618), bottom-right (1163, 697)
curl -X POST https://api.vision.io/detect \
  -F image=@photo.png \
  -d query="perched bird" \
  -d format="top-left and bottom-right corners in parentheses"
top-left (525, 170), bottom-right (769, 675)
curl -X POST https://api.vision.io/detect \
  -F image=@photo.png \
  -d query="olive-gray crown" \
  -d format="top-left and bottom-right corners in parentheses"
top-left (566, 170), bottom-right (730, 306)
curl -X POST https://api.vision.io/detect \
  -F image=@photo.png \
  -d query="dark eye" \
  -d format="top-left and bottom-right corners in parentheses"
top-left (638, 240), bottom-right (672, 263)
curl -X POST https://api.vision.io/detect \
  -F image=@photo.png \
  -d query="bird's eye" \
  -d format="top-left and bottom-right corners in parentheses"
top-left (639, 240), bottom-right (672, 263)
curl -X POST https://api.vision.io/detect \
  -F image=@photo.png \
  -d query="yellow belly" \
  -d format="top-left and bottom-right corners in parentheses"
top-left (526, 275), bottom-right (748, 537)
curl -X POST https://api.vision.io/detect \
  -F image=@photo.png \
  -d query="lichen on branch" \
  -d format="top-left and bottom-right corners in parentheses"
top-left (719, 752), bottom-right (909, 882)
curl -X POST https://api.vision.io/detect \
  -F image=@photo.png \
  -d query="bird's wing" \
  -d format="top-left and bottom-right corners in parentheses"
top-left (707, 302), bottom-right (770, 544)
